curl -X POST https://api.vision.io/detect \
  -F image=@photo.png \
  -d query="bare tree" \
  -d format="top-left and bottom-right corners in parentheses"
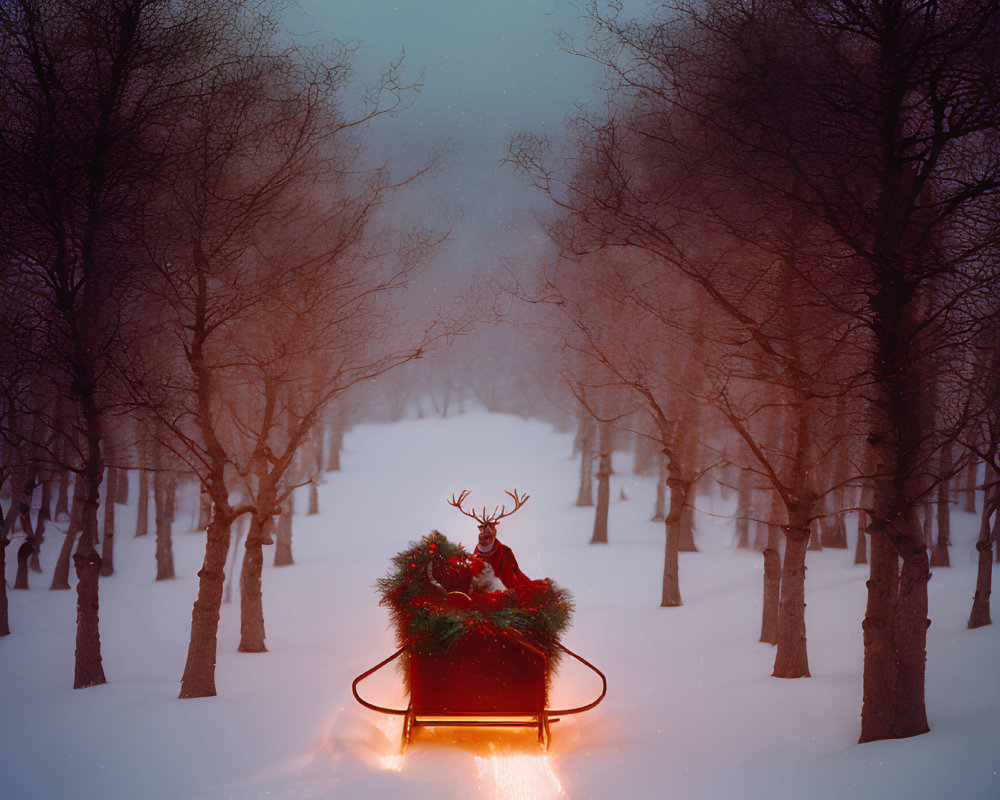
top-left (113, 3), bottom-right (445, 694)
top-left (522, 251), bottom-right (711, 606)
top-left (964, 291), bottom-right (1000, 627)
top-left (0, 0), bottom-right (214, 687)
top-left (553, 0), bottom-right (1000, 741)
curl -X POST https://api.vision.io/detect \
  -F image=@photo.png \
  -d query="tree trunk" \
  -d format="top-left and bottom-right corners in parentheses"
top-left (225, 516), bottom-right (247, 604)
top-left (72, 394), bottom-right (107, 690)
top-left (772, 522), bottom-right (810, 678)
top-left (576, 413), bottom-right (595, 507)
top-left (14, 541), bottom-right (33, 589)
top-left (100, 466), bottom-right (116, 576)
top-left (752, 515), bottom-right (769, 551)
top-left (51, 529), bottom-right (78, 590)
top-left (652, 452), bottom-right (666, 521)
top-left (860, 500), bottom-right (930, 742)
top-left (821, 483), bottom-right (849, 549)
top-left (116, 468), bottom-right (129, 505)
top-left (819, 514), bottom-right (835, 548)
top-left (734, 469), bottom-right (751, 548)
top-left (920, 501), bottom-right (933, 548)
top-left (678, 497), bottom-right (698, 552)
top-left (73, 546), bottom-right (105, 688)
top-left (179, 512), bottom-right (233, 698)
top-left (51, 475), bottom-right (84, 590)
top-left (273, 493), bottom-right (294, 567)
top-left (15, 485), bottom-right (39, 588)
top-left (55, 468), bottom-right (70, 520)
top-left (154, 468), bottom-right (176, 581)
top-left (0, 482), bottom-right (19, 629)
top-left (931, 443), bottom-right (952, 567)
top-left (660, 463), bottom-right (689, 607)
top-left (855, 508), bottom-right (868, 565)
top-left (892, 543), bottom-right (931, 736)
top-left (860, 526), bottom-right (899, 742)
top-left (238, 516), bottom-right (268, 653)
top-left (968, 483), bottom-right (997, 629)
top-left (832, 513), bottom-right (848, 548)
top-left (633, 432), bottom-right (656, 475)
top-left (325, 424), bottom-right (342, 472)
top-left (807, 522), bottom-right (823, 551)
top-left (930, 485), bottom-right (951, 567)
top-left (675, 430), bottom-right (699, 553)
top-left (197, 486), bottom-right (211, 531)
top-left (32, 478), bottom-right (52, 573)
top-left (760, 499), bottom-right (782, 644)
top-left (590, 425), bottom-right (612, 545)
top-left (136, 466), bottom-right (150, 537)
top-left (961, 457), bottom-right (977, 514)
top-left (307, 481), bottom-right (319, 516)
top-left (0, 531), bottom-right (9, 636)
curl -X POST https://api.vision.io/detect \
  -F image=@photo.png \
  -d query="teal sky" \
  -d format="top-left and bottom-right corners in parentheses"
top-left (286, 1), bottom-right (646, 273)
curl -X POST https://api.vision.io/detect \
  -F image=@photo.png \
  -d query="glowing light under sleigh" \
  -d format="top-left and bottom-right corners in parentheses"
top-left (353, 490), bottom-right (607, 751)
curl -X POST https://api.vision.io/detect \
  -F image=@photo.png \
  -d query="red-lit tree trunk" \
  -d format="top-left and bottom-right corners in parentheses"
top-left (772, 515), bottom-right (810, 678)
top-left (154, 466), bottom-right (176, 581)
top-left (734, 468), bottom-right (751, 548)
top-left (325, 424), bottom-right (343, 472)
top-left (99, 466), bottom-right (117, 576)
top-left (179, 508), bottom-right (234, 698)
top-left (855, 485), bottom-right (869, 566)
top-left (0, 522), bottom-right (9, 635)
top-left (72, 389), bottom-right (107, 689)
top-left (931, 442), bottom-right (952, 567)
top-left (652, 452), bottom-right (667, 521)
top-left (239, 515), bottom-right (269, 653)
top-left (961, 457), bottom-right (977, 514)
top-left (55, 468), bottom-right (70, 521)
top-left (861, 345), bottom-right (931, 741)
top-left (197, 487), bottom-right (211, 531)
top-left (590, 422), bottom-right (612, 544)
top-left (273, 493), bottom-right (294, 567)
top-left (179, 261), bottom-right (243, 698)
top-left (116, 468), bottom-right (129, 505)
top-left (660, 458), bottom-right (690, 607)
top-left (307, 482), bottom-right (319, 516)
top-left (135, 462), bottom-right (149, 537)
top-left (31, 478), bottom-right (51, 572)
top-left (968, 480), bottom-right (997, 629)
top-left (14, 541), bottom-right (33, 589)
top-left (759, 493), bottom-right (783, 645)
top-left (307, 429), bottom-right (322, 516)
top-left (576, 411), bottom-right (596, 507)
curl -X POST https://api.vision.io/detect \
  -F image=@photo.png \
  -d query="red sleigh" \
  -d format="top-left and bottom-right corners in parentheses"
top-left (354, 493), bottom-right (606, 751)
top-left (352, 627), bottom-right (606, 751)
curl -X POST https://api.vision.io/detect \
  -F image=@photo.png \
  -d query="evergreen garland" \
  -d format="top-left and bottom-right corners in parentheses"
top-left (376, 531), bottom-right (574, 669)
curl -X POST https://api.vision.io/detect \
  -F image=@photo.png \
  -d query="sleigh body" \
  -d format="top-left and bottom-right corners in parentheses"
top-left (363, 531), bottom-right (604, 750)
top-left (353, 628), bottom-right (605, 751)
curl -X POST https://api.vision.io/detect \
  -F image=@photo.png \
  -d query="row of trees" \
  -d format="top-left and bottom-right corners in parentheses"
top-left (0, 0), bottom-right (450, 697)
top-left (511, 0), bottom-right (1000, 744)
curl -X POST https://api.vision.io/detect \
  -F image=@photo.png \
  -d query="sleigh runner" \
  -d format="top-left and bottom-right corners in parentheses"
top-left (352, 495), bottom-right (605, 751)
top-left (352, 629), bottom-right (605, 750)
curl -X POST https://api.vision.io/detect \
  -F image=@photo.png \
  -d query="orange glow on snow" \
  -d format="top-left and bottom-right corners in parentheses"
top-left (474, 744), bottom-right (564, 800)
top-left (372, 715), bottom-right (404, 772)
top-left (378, 752), bottom-right (404, 772)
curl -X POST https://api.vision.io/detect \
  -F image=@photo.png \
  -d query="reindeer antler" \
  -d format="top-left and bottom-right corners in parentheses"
top-left (447, 489), bottom-right (530, 526)
top-left (493, 489), bottom-right (530, 522)
top-left (448, 490), bottom-right (490, 525)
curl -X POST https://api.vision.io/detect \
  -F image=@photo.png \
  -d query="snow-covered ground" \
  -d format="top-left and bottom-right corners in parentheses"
top-left (2, 411), bottom-right (998, 799)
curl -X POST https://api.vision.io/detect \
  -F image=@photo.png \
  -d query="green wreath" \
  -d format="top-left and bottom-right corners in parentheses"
top-left (376, 531), bottom-right (573, 666)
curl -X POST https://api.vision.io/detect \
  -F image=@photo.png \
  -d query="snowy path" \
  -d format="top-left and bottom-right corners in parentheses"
top-left (1, 412), bottom-right (998, 799)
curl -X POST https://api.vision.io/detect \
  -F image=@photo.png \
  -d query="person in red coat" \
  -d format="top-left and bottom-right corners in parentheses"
top-left (473, 521), bottom-right (531, 588)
